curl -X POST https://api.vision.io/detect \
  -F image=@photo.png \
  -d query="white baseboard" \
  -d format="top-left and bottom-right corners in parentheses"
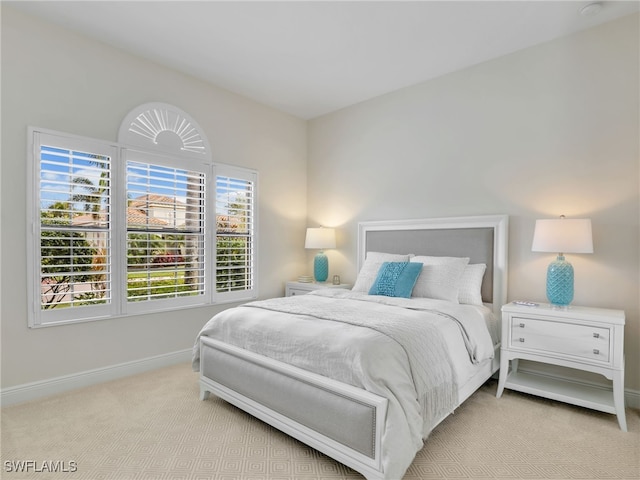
top-left (3, 351), bottom-right (639, 411)
top-left (1, 349), bottom-right (192, 407)
top-left (626, 388), bottom-right (640, 409)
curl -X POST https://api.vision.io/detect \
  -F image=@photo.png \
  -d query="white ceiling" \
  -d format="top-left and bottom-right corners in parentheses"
top-left (8, 1), bottom-right (639, 119)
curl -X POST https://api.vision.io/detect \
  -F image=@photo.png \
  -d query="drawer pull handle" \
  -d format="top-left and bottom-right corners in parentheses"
top-left (519, 338), bottom-right (525, 343)
top-left (519, 323), bottom-right (525, 328)
top-left (593, 333), bottom-right (600, 338)
top-left (593, 349), bottom-right (600, 355)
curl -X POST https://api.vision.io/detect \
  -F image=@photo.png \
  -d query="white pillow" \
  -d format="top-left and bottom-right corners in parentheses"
top-left (409, 256), bottom-right (469, 302)
top-left (352, 252), bottom-right (412, 293)
top-left (458, 263), bottom-right (487, 305)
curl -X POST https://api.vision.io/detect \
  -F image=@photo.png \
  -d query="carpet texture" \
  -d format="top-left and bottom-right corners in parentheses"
top-left (2, 363), bottom-right (638, 479)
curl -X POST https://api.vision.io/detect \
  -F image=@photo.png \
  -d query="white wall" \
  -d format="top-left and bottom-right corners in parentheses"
top-left (308, 15), bottom-right (640, 391)
top-left (0, 8), bottom-right (308, 388)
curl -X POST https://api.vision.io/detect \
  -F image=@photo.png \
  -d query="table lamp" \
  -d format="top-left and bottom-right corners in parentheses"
top-left (305, 227), bottom-right (336, 282)
top-left (532, 216), bottom-right (593, 306)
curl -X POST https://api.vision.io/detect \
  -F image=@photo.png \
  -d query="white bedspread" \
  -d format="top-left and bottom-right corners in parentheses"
top-left (192, 290), bottom-right (495, 479)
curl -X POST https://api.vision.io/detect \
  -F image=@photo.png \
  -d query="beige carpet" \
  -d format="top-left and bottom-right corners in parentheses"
top-left (2, 363), bottom-right (638, 480)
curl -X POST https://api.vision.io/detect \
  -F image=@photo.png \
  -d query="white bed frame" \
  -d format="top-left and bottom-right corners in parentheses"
top-left (199, 215), bottom-right (509, 480)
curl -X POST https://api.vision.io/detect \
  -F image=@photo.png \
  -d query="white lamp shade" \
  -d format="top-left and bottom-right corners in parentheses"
top-left (532, 218), bottom-right (593, 254)
top-left (305, 227), bottom-right (336, 250)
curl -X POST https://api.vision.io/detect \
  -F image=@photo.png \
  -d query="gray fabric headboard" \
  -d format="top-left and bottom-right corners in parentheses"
top-left (358, 216), bottom-right (508, 315)
top-left (365, 227), bottom-right (494, 302)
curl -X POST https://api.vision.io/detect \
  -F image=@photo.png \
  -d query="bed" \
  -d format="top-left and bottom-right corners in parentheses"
top-left (193, 215), bottom-right (508, 479)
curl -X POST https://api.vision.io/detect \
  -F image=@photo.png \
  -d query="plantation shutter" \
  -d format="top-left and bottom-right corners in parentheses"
top-left (30, 132), bottom-right (117, 326)
top-left (124, 150), bottom-right (207, 309)
top-left (215, 166), bottom-right (257, 301)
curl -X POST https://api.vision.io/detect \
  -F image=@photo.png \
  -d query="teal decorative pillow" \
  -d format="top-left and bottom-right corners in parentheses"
top-left (369, 262), bottom-right (423, 298)
top-left (352, 252), bottom-right (412, 293)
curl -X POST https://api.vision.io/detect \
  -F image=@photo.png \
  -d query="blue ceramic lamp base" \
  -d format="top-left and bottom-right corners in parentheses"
top-left (546, 255), bottom-right (574, 306)
top-left (313, 251), bottom-right (329, 282)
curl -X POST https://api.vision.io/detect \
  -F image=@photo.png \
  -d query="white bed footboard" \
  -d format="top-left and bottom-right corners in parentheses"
top-left (199, 336), bottom-right (388, 480)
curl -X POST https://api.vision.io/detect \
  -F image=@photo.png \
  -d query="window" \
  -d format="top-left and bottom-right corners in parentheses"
top-left (28, 131), bottom-right (118, 325)
top-left (215, 167), bottom-right (257, 300)
top-left (125, 151), bottom-right (207, 311)
top-left (28, 108), bottom-right (257, 327)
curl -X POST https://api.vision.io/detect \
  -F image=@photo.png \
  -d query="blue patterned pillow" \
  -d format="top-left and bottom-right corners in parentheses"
top-left (368, 262), bottom-right (423, 298)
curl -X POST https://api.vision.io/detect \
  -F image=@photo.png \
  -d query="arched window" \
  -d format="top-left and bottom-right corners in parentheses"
top-left (27, 103), bottom-right (257, 327)
top-left (118, 102), bottom-right (211, 158)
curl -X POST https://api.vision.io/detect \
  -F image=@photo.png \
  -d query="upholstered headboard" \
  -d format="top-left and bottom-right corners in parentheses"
top-left (357, 215), bottom-right (508, 316)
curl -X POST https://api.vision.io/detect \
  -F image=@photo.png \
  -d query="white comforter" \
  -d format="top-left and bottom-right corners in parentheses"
top-left (192, 290), bottom-right (495, 479)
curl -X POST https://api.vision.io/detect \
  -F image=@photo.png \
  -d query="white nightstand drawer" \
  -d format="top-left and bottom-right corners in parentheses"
top-left (285, 281), bottom-right (351, 297)
top-left (510, 317), bottom-right (610, 363)
top-left (288, 288), bottom-right (309, 296)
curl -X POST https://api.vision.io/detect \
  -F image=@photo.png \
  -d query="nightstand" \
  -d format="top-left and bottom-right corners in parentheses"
top-left (497, 302), bottom-right (627, 431)
top-left (285, 281), bottom-right (351, 297)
